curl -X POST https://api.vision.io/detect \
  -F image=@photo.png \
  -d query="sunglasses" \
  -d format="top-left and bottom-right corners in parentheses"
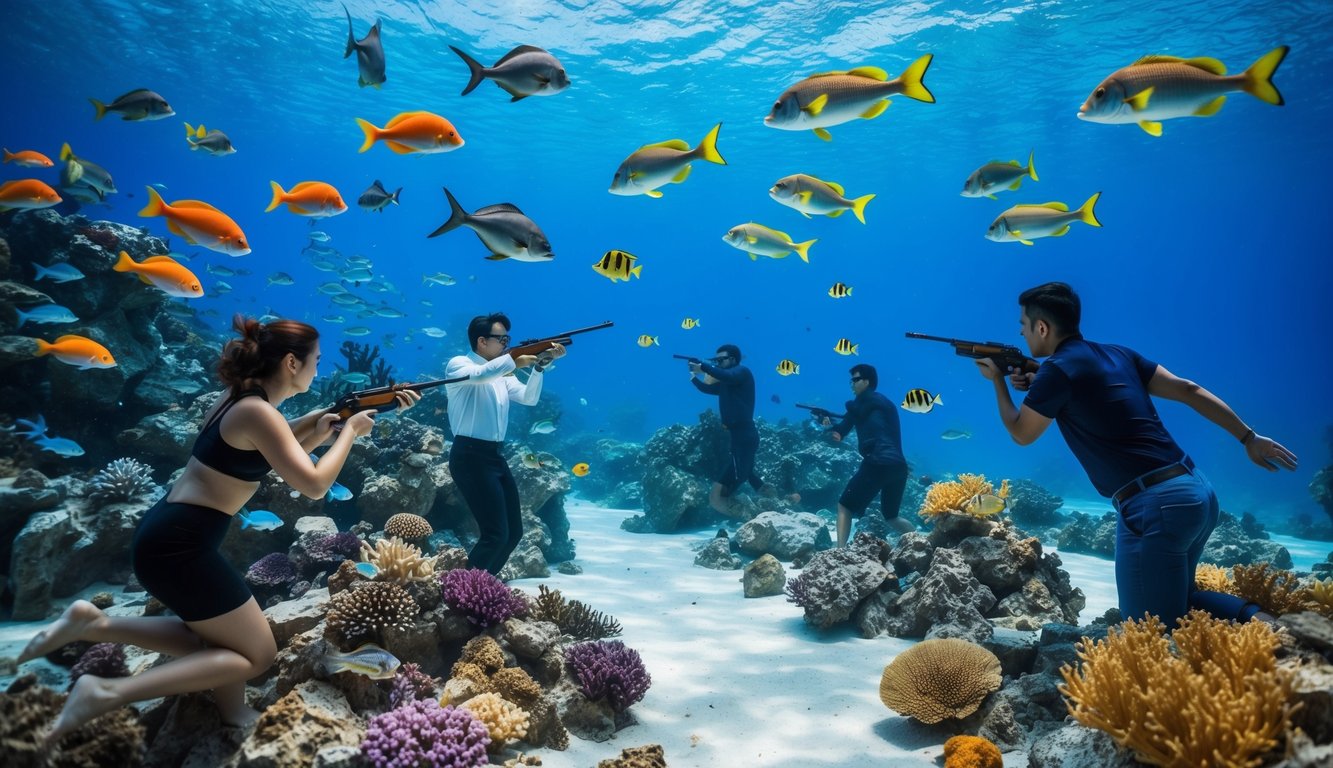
top-left (851, 376), bottom-right (866, 382)
top-left (486, 334), bottom-right (511, 345)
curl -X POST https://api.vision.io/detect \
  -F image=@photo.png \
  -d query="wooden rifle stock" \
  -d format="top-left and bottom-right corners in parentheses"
top-left (329, 377), bottom-right (466, 420)
top-left (905, 332), bottom-right (1040, 374)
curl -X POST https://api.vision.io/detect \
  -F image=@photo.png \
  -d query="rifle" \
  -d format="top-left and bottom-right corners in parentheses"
top-left (327, 377), bottom-right (466, 421)
top-left (672, 354), bottom-right (724, 364)
top-left (508, 321), bottom-right (614, 360)
top-left (905, 332), bottom-right (1040, 374)
top-left (795, 403), bottom-right (842, 420)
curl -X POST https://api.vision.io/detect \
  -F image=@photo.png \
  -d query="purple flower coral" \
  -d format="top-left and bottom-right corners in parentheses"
top-left (245, 552), bottom-right (298, 588)
top-left (361, 699), bottom-right (490, 768)
top-left (563, 640), bottom-right (652, 713)
top-left (389, 662), bottom-right (438, 709)
top-left (439, 568), bottom-right (528, 628)
top-left (69, 642), bottom-right (129, 690)
top-left (306, 531), bottom-right (363, 568)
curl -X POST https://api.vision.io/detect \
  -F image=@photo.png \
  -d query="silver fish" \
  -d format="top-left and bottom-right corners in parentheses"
top-left (450, 44), bottom-right (570, 101)
top-left (609, 123), bottom-right (726, 198)
top-left (962, 151), bottom-right (1037, 199)
top-left (769, 173), bottom-right (874, 223)
top-left (986, 193), bottom-right (1103, 246)
top-left (90, 88), bottom-right (174, 121)
top-left (59, 143), bottom-right (116, 194)
top-left (322, 643), bottom-right (400, 679)
top-left (765, 56), bottom-right (935, 141)
top-left (343, 4), bottom-right (385, 88)
top-left (428, 187), bottom-right (553, 262)
top-left (184, 122), bottom-right (236, 155)
top-left (358, 179), bottom-right (400, 212)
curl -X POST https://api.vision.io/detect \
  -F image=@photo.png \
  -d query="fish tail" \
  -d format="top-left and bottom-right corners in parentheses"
top-left (428, 188), bottom-right (468, 237)
top-left (898, 54), bottom-right (936, 104)
top-left (239, 512), bottom-right (251, 529)
top-left (631, 264), bottom-right (642, 279)
top-left (694, 122), bottom-right (727, 165)
top-left (342, 4), bottom-right (357, 59)
top-left (450, 45), bottom-right (487, 96)
top-left (32, 263), bottom-right (50, 279)
top-left (933, 393), bottom-right (943, 405)
top-left (354, 118), bottom-right (379, 153)
top-left (60, 142), bottom-right (74, 162)
top-left (391, 187), bottom-right (402, 205)
top-left (113, 250), bottom-right (136, 273)
top-left (793, 239), bottom-right (816, 263)
top-left (89, 98), bottom-right (107, 121)
top-left (1026, 149), bottom-right (1038, 182)
top-left (850, 194), bottom-right (875, 224)
top-left (138, 186), bottom-right (167, 218)
top-left (1079, 191), bottom-right (1103, 227)
top-left (265, 181), bottom-right (287, 213)
top-left (1242, 45), bottom-right (1288, 106)
top-left (2, 148), bottom-right (11, 164)
top-left (33, 338), bottom-right (51, 357)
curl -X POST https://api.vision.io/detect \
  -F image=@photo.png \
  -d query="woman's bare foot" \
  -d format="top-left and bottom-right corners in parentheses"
top-left (18, 600), bottom-right (104, 665)
top-left (46, 674), bottom-right (122, 745)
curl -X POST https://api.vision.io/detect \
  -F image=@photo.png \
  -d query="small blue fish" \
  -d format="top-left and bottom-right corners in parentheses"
top-left (354, 562), bottom-right (379, 579)
top-left (15, 415), bottom-right (47, 440)
top-left (35, 436), bottom-right (85, 457)
top-left (16, 304), bottom-right (79, 326)
top-left (32, 263), bottom-right (86, 283)
top-left (326, 482), bottom-right (353, 502)
top-left (239, 510), bottom-right (284, 531)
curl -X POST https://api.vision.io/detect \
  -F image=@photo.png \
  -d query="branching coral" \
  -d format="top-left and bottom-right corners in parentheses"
top-left (439, 568), bottom-right (528, 628)
top-left (564, 640), bottom-right (652, 714)
top-left (943, 735), bottom-right (1003, 768)
top-left (69, 643), bottom-right (129, 689)
top-left (460, 692), bottom-right (529, 752)
top-left (85, 458), bottom-right (156, 504)
top-left (919, 474), bottom-right (1010, 520)
top-left (386, 512), bottom-right (434, 540)
top-left (326, 581), bottom-right (419, 650)
top-left (529, 584), bottom-right (622, 640)
top-left (362, 537), bottom-right (437, 583)
top-left (390, 662), bottom-right (441, 709)
top-left (879, 638), bottom-right (1002, 723)
top-left (1309, 578), bottom-right (1333, 619)
top-left (1194, 563), bottom-right (1233, 594)
top-left (360, 699), bottom-right (490, 768)
top-left (1059, 611), bottom-right (1296, 768)
top-left (1231, 563), bottom-right (1312, 615)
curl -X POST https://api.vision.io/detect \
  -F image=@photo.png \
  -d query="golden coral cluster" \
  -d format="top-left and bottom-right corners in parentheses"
top-left (361, 536), bottom-right (437, 583)
top-left (879, 638), bottom-right (1002, 723)
top-left (943, 735), bottom-right (1003, 768)
top-left (461, 692), bottom-right (530, 751)
top-left (1194, 563), bottom-right (1332, 619)
top-left (1059, 611), bottom-right (1296, 768)
top-left (919, 474), bottom-right (1011, 520)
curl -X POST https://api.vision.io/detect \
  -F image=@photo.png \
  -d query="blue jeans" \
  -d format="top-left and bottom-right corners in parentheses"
top-left (1114, 468), bottom-right (1257, 627)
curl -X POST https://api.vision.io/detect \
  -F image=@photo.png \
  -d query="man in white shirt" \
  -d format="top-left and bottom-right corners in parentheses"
top-left (444, 313), bottom-right (566, 574)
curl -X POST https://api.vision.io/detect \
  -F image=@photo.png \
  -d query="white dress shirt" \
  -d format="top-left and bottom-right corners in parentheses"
top-left (444, 351), bottom-right (543, 442)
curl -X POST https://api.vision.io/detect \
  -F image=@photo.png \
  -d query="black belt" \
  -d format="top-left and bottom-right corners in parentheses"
top-left (453, 435), bottom-right (502, 450)
top-left (1112, 456), bottom-right (1195, 505)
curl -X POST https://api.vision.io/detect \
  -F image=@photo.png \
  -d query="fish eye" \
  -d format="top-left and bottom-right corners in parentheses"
top-left (773, 102), bottom-right (782, 110)
top-left (1094, 87), bottom-right (1105, 99)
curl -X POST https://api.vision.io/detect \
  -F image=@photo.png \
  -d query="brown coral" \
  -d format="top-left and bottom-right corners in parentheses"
top-left (879, 638), bottom-right (1002, 723)
top-left (361, 537), bottom-right (437, 583)
top-left (325, 581), bottom-right (419, 650)
top-left (1194, 563), bottom-right (1232, 594)
top-left (529, 584), bottom-right (622, 640)
top-left (596, 744), bottom-right (667, 768)
top-left (944, 735), bottom-right (1003, 768)
top-left (1059, 611), bottom-right (1296, 768)
top-left (491, 667), bottom-right (543, 708)
top-left (1231, 563), bottom-right (1312, 615)
top-left (384, 512), bottom-right (433, 540)
top-left (456, 634), bottom-right (507, 676)
top-left (0, 684), bottom-right (146, 767)
top-left (461, 692), bottom-right (529, 751)
top-left (919, 474), bottom-right (1010, 520)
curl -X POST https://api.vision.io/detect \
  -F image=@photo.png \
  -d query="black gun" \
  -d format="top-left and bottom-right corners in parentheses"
top-left (328, 377), bottom-right (466, 421)
top-left (673, 354), bottom-right (724, 364)
top-left (906, 332), bottom-right (1040, 374)
top-left (795, 403), bottom-right (842, 420)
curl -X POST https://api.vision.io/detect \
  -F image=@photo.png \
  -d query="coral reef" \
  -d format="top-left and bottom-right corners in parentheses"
top-left (920, 474), bottom-right (1011, 520)
top-left (84, 457), bottom-right (156, 505)
top-left (340, 340), bottom-right (394, 387)
top-left (360, 699), bottom-right (490, 768)
top-left (362, 537), bottom-right (437, 582)
top-left (1232, 563), bottom-right (1312, 615)
top-left (786, 533), bottom-right (895, 629)
top-left (246, 552), bottom-right (299, 589)
top-left (459, 692), bottom-right (529, 751)
top-left (1059, 611), bottom-right (1295, 767)
top-left (440, 568), bottom-right (529, 628)
top-left (879, 638), bottom-right (1002, 723)
top-left (391, 662), bottom-right (440, 709)
top-left (0, 682), bottom-right (146, 767)
top-left (326, 581), bottom-right (420, 650)
top-left (386, 512), bottom-right (434, 540)
top-left (68, 642), bottom-right (129, 689)
top-left (1194, 563), bottom-right (1232, 593)
top-left (563, 640), bottom-right (652, 714)
top-left (302, 530), bottom-right (362, 571)
top-left (943, 735), bottom-right (1003, 768)
top-left (530, 584), bottom-right (623, 640)
top-left (597, 744), bottom-right (667, 768)
top-left (1004, 479), bottom-right (1064, 528)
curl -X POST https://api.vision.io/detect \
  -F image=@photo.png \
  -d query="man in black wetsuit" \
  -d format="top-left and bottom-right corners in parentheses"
top-left (817, 363), bottom-right (913, 545)
top-left (688, 344), bottom-right (769, 514)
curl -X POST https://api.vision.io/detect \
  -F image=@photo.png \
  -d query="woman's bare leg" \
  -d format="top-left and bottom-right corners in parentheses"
top-left (19, 600), bottom-right (206, 665)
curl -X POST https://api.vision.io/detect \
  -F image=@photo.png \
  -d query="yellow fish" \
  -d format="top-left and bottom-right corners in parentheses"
top-left (833, 338), bottom-right (858, 356)
top-left (681, 317), bottom-right (701, 330)
top-left (572, 462), bottom-right (590, 477)
top-left (901, 388), bottom-right (942, 414)
top-left (828, 282), bottom-right (852, 299)
top-left (776, 359), bottom-right (799, 376)
top-left (593, 249), bottom-right (642, 282)
top-left (637, 335), bottom-right (659, 347)
top-left (962, 493), bottom-right (1007, 518)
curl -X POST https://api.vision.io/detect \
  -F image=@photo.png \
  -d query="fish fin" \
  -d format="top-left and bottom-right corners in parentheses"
top-left (391, 188), bottom-right (402, 204)
top-left (137, 186), bottom-right (167, 218)
top-left (343, 4), bottom-right (357, 58)
top-left (384, 111), bottom-right (429, 128)
top-left (1009, 179), bottom-right (1022, 191)
top-left (1183, 56), bottom-right (1227, 75)
top-left (484, 254), bottom-right (509, 261)
top-left (1242, 45), bottom-right (1288, 106)
top-left (851, 344), bottom-right (858, 355)
top-left (142, 255), bottom-right (179, 264)
top-left (1019, 239), bottom-right (1034, 246)
top-left (933, 394), bottom-right (943, 404)
top-left (384, 141), bottom-right (416, 154)
top-left (1079, 191), bottom-right (1102, 227)
top-left (239, 512), bottom-right (251, 529)
top-left (850, 193), bottom-right (874, 224)
top-left (89, 98), bottom-right (107, 121)
top-left (428, 188), bottom-right (469, 238)
top-left (1051, 225), bottom-right (1070, 237)
top-left (1027, 149), bottom-right (1038, 181)
top-left (265, 181), bottom-right (285, 213)
top-left (745, 235), bottom-right (759, 244)
top-left (826, 209), bottom-right (845, 217)
top-left (813, 127), bottom-right (832, 141)
top-left (793, 239), bottom-right (816, 263)
top-left (1036, 202), bottom-right (1068, 211)
top-left (641, 139), bottom-right (690, 151)
top-left (509, 93), bottom-right (530, 102)
top-left (986, 194), bottom-right (997, 200)
top-left (1132, 54), bottom-right (1186, 66)
top-left (631, 265), bottom-right (642, 278)
top-left (166, 220), bottom-right (191, 241)
top-left (136, 274), bottom-right (154, 285)
top-left (496, 44), bottom-right (549, 65)
top-left (694, 122), bottom-right (726, 165)
top-left (824, 180), bottom-right (845, 195)
top-left (672, 165), bottom-right (693, 183)
top-left (860, 100), bottom-right (889, 119)
top-left (60, 143), bottom-right (74, 162)
top-left (897, 54), bottom-right (936, 103)
top-left (1008, 159), bottom-right (1020, 166)
top-left (1138, 120), bottom-right (1163, 137)
top-left (846, 66), bottom-right (889, 81)
top-left (354, 117), bottom-right (378, 153)
top-left (184, 122), bottom-right (195, 137)
top-left (173, 200), bottom-right (224, 212)
top-left (802, 94), bottom-right (828, 117)
top-left (1125, 87), bottom-right (1154, 112)
top-left (749, 253), bottom-right (757, 261)
top-left (645, 189), bottom-right (663, 199)
top-left (112, 250), bottom-right (135, 272)
top-left (800, 211), bottom-right (812, 219)
top-left (1194, 95), bottom-right (1226, 116)
top-left (797, 191), bottom-right (813, 204)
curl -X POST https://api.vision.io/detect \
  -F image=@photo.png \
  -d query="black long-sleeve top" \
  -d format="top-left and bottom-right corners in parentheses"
top-left (691, 362), bottom-right (756, 428)
top-left (830, 390), bottom-right (906, 465)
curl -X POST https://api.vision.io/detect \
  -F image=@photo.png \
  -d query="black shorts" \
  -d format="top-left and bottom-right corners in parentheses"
top-left (132, 497), bottom-right (253, 621)
top-left (839, 460), bottom-right (909, 518)
top-left (717, 422), bottom-right (762, 495)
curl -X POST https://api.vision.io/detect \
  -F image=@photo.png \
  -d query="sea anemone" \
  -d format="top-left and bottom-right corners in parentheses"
top-left (85, 458), bottom-right (156, 505)
top-left (564, 640), bottom-right (652, 714)
top-left (360, 699), bottom-right (490, 768)
top-left (439, 568), bottom-right (528, 628)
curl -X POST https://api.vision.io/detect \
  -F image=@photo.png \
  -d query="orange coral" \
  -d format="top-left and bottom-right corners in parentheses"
top-left (919, 474), bottom-right (1010, 520)
top-left (1231, 564), bottom-right (1312, 615)
top-left (1194, 563), bottom-right (1232, 593)
top-left (944, 735), bottom-right (1003, 768)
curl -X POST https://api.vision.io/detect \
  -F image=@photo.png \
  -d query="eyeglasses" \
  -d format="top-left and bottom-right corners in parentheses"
top-left (485, 334), bottom-right (511, 345)
top-left (851, 376), bottom-right (866, 383)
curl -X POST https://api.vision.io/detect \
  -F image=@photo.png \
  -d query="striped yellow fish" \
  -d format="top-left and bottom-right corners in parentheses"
top-left (681, 317), bottom-right (700, 330)
top-left (833, 338), bottom-right (858, 356)
top-left (828, 282), bottom-right (852, 299)
top-left (776, 359), bottom-right (799, 376)
top-left (637, 335), bottom-right (659, 347)
top-left (901, 388), bottom-right (942, 413)
top-left (593, 249), bottom-right (642, 282)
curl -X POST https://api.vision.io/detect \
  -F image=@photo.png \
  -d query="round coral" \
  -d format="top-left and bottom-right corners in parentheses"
top-left (385, 512), bottom-right (433, 539)
top-left (460, 692), bottom-right (529, 750)
top-left (326, 581), bottom-right (419, 650)
top-left (879, 638), bottom-right (1002, 723)
top-left (360, 699), bottom-right (490, 768)
top-left (69, 643), bottom-right (129, 689)
top-left (943, 735), bottom-right (1003, 768)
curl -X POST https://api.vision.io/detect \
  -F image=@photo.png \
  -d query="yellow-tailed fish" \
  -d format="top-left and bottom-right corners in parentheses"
top-left (183, 123), bottom-right (236, 156)
top-left (681, 317), bottom-right (700, 330)
top-left (636, 335), bottom-right (659, 348)
top-left (776, 359), bottom-right (799, 376)
top-left (593, 250), bottom-right (641, 282)
top-left (986, 192), bottom-right (1102, 246)
top-left (609, 123), bottom-right (726, 198)
top-left (962, 150), bottom-right (1038, 199)
top-left (764, 55), bottom-right (935, 141)
top-left (833, 338), bottom-right (858, 356)
top-left (901, 388), bottom-right (941, 413)
top-left (769, 174), bottom-right (875, 223)
top-left (322, 643), bottom-right (400, 679)
top-left (828, 282), bottom-right (852, 299)
top-left (722, 223), bottom-right (815, 262)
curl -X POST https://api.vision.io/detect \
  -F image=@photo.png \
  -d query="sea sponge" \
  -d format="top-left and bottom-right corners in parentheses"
top-left (879, 638), bottom-right (1002, 723)
top-left (1059, 611), bottom-right (1295, 767)
top-left (325, 581), bottom-right (419, 650)
top-left (385, 512), bottom-right (434, 540)
top-left (460, 692), bottom-right (529, 751)
top-left (0, 683), bottom-right (146, 767)
top-left (1194, 563), bottom-right (1232, 593)
top-left (68, 643), bottom-right (130, 690)
top-left (85, 457), bottom-right (156, 505)
top-left (360, 699), bottom-right (490, 768)
top-left (529, 584), bottom-right (622, 640)
top-left (564, 640), bottom-right (652, 714)
top-left (919, 474), bottom-right (1010, 520)
top-left (246, 552), bottom-right (299, 588)
top-left (490, 667), bottom-right (543, 708)
top-left (362, 537), bottom-right (437, 583)
top-left (943, 735), bottom-right (1003, 768)
top-left (1231, 563), bottom-right (1312, 615)
top-left (455, 635), bottom-right (507, 677)
top-left (439, 568), bottom-right (528, 628)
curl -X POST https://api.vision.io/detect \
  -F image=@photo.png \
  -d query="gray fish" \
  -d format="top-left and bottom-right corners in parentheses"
top-left (205, 263), bottom-right (237, 277)
top-left (59, 143), bottom-right (116, 194)
top-left (32, 263), bottom-right (86, 283)
top-left (358, 179), bottom-right (401, 212)
top-left (322, 643), bottom-right (400, 679)
top-left (343, 4), bottom-right (386, 88)
top-left (450, 44), bottom-right (570, 101)
top-left (962, 151), bottom-right (1037, 199)
top-left (428, 187), bottom-right (553, 262)
top-left (16, 304), bottom-right (79, 326)
top-left (184, 122), bottom-right (236, 155)
top-left (90, 88), bottom-right (174, 121)
top-left (267, 272), bottom-right (296, 286)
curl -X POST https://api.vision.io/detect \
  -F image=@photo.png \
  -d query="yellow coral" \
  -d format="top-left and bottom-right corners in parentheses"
top-left (1194, 563), bottom-right (1232, 594)
top-left (1308, 578), bottom-right (1333, 619)
top-left (461, 692), bottom-right (529, 751)
top-left (943, 735), bottom-right (1003, 768)
top-left (879, 638), bottom-right (1002, 723)
top-left (360, 537), bottom-right (437, 583)
top-left (1231, 563), bottom-right (1311, 615)
top-left (919, 474), bottom-right (1009, 520)
top-left (1059, 611), bottom-right (1295, 768)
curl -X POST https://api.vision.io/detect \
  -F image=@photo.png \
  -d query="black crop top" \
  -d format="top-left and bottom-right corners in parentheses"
top-left (190, 388), bottom-right (273, 481)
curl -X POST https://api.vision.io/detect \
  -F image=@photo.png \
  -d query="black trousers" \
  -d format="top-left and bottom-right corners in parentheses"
top-left (449, 436), bottom-right (523, 575)
top-left (718, 421), bottom-right (764, 496)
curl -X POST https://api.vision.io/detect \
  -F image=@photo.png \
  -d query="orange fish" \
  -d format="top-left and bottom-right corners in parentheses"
top-left (34, 334), bottom-right (116, 369)
top-left (265, 181), bottom-right (347, 218)
top-left (0, 179), bottom-right (62, 211)
top-left (114, 251), bottom-right (203, 298)
top-left (3, 148), bottom-right (54, 168)
top-left (355, 111), bottom-right (465, 154)
top-left (138, 186), bottom-right (250, 256)
top-left (571, 462), bottom-right (590, 477)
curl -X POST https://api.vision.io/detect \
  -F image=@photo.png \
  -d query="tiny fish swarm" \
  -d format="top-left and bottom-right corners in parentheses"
top-left (326, 581), bottom-right (420, 650)
top-left (360, 699), bottom-right (491, 768)
top-left (563, 640), bottom-right (652, 713)
top-left (919, 474), bottom-right (1010, 519)
top-left (530, 584), bottom-right (622, 640)
top-left (390, 662), bottom-right (441, 709)
top-left (943, 735), bottom-right (1003, 768)
top-left (85, 457), bottom-right (156, 504)
top-left (439, 568), bottom-right (528, 627)
top-left (245, 552), bottom-right (299, 588)
top-left (1059, 611), bottom-right (1295, 768)
top-left (69, 642), bottom-right (130, 690)
top-left (879, 638), bottom-right (1002, 723)
top-left (385, 512), bottom-right (434, 539)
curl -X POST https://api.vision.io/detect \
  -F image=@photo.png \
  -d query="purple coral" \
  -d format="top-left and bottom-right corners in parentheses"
top-left (784, 572), bottom-right (814, 609)
top-left (389, 662), bottom-right (439, 709)
top-left (360, 699), bottom-right (490, 768)
top-left (68, 643), bottom-right (129, 690)
top-left (306, 531), bottom-right (363, 568)
top-left (563, 640), bottom-right (652, 713)
top-left (439, 568), bottom-right (528, 628)
top-left (245, 552), bottom-right (298, 588)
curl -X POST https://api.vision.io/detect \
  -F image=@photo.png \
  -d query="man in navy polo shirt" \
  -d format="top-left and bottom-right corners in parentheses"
top-left (688, 343), bottom-right (770, 514)
top-left (973, 282), bottom-right (1298, 628)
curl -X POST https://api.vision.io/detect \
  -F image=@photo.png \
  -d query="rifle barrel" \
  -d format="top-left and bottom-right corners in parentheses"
top-left (905, 332), bottom-right (960, 344)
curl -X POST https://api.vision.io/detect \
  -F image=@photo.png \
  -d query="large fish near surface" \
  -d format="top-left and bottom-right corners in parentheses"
top-left (428, 187), bottom-right (553, 263)
top-left (1077, 46), bottom-right (1288, 136)
top-left (986, 192), bottom-right (1102, 246)
top-left (769, 174), bottom-right (875, 223)
top-left (89, 88), bottom-right (173, 121)
top-left (449, 44), bottom-right (570, 101)
top-left (765, 55), bottom-right (935, 141)
top-left (722, 222), bottom-right (815, 263)
top-left (59, 143), bottom-right (116, 195)
top-left (609, 123), bottom-right (726, 199)
top-left (342, 4), bottom-right (385, 88)
top-left (138, 187), bottom-right (251, 256)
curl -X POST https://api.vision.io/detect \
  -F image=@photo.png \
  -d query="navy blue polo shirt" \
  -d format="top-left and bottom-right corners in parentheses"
top-left (1022, 336), bottom-right (1185, 497)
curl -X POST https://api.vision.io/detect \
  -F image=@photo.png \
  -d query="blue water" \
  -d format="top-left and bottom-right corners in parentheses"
top-left (2, 0), bottom-right (1331, 528)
